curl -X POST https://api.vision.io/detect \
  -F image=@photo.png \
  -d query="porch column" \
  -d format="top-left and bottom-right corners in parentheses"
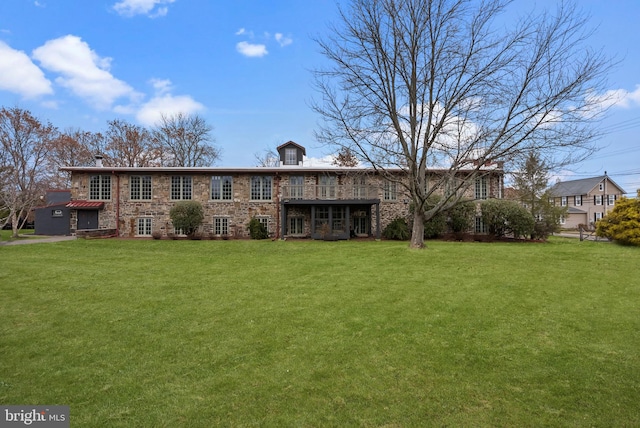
top-left (280, 202), bottom-right (287, 239)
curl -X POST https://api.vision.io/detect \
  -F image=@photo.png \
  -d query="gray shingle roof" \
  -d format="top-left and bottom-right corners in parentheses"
top-left (550, 175), bottom-right (626, 196)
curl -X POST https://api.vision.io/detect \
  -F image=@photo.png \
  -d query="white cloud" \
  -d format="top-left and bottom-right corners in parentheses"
top-left (583, 85), bottom-right (640, 113)
top-left (149, 78), bottom-right (173, 95)
top-left (236, 41), bottom-right (268, 58)
top-left (275, 33), bottom-right (293, 47)
top-left (0, 41), bottom-right (53, 98)
top-left (235, 28), bottom-right (247, 36)
top-left (113, 0), bottom-right (175, 18)
top-left (32, 35), bottom-right (138, 110)
top-left (135, 78), bottom-right (204, 126)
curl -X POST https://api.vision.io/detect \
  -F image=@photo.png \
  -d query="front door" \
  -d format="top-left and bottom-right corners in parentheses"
top-left (77, 210), bottom-right (98, 230)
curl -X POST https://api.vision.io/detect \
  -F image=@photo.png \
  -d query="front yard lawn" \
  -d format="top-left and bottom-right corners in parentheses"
top-left (1, 238), bottom-right (638, 426)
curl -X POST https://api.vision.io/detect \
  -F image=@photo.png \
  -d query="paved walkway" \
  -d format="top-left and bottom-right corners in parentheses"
top-left (0, 235), bottom-right (76, 246)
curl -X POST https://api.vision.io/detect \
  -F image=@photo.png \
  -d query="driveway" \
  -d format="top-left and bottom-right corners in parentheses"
top-left (0, 235), bottom-right (76, 246)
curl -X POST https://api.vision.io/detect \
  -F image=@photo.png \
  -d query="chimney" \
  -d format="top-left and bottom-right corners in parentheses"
top-left (95, 155), bottom-right (103, 168)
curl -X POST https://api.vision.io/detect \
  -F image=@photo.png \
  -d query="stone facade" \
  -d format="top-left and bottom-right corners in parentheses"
top-left (66, 167), bottom-right (503, 239)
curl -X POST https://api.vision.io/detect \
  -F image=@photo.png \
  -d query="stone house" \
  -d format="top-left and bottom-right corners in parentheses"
top-left (549, 175), bottom-right (626, 230)
top-left (61, 142), bottom-right (504, 239)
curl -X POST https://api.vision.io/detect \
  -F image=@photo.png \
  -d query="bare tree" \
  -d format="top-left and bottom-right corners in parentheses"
top-left (103, 119), bottom-right (159, 167)
top-left (312, 0), bottom-right (612, 248)
top-left (46, 128), bottom-right (99, 188)
top-left (0, 107), bottom-right (57, 237)
top-left (253, 147), bottom-right (280, 167)
top-left (152, 113), bottom-right (220, 167)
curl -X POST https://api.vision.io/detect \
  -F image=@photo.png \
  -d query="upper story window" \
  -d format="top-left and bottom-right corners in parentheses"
top-left (594, 194), bottom-right (603, 206)
top-left (211, 176), bottom-right (233, 201)
top-left (353, 176), bottom-right (367, 199)
top-left (607, 194), bottom-right (616, 205)
top-left (574, 195), bottom-right (582, 206)
top-left (89, 175), bottom-right (111, 200)
top-left (319, 175), bottom-right (336, 199)
top-left (561, 196), bottom-right (567, 207)
top-left (383, 180), bottom-right (397, 201)
top-left (284, 148), bottom-right (297, 165)
top-left (251, 176), bottom-right (272, 200)
top-left (130, 175), bottom-right (152, 200)
top-left (599, 183), bottom-right (604, 191)
top-left (289, 176), bottom-right (304, 199)
top-left (171, 176), bottom-right (192, 200)
top-left (475, 176), bottom-right (488, 200)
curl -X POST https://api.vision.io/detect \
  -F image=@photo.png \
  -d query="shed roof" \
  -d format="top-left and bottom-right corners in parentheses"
top-left (66, 201), bottom-right (104, 209)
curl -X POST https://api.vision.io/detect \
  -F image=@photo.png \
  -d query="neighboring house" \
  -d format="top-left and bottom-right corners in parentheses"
top-left (60, 141), bottom-right (505, 239)
top-left (33, 190), bottom-right (72, 235)
top-left (549, 175), bottom-right (626, 229)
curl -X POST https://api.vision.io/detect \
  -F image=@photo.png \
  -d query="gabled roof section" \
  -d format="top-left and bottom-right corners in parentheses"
top-left (550, 175), bottom-right (626, 196)
top-left (66, 200), bottom-right (104, 209)
top-left (277, 141), bottom-right (306, 156)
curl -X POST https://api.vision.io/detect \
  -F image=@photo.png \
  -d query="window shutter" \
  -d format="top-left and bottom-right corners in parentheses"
top-left (594, 195), bottom-right (596, 205)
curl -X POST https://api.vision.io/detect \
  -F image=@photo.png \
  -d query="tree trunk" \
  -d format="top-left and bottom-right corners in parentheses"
top-left (409, 209), bottom-right (425, 249)
top-left (11, 211), bottom-right (19, 239)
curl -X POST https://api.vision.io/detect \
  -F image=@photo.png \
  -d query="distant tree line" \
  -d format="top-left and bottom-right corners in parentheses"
top-left (0, 106), bottom-right (219, 238)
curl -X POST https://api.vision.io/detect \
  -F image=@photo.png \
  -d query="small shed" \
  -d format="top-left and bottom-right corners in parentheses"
top-left (34, 190), bottom-right (72, 236)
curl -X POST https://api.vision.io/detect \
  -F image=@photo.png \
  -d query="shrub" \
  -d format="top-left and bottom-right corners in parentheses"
top-left (248, 217), bottom-right (269, 239)
top-left (169, 201), bottom-right (204, 236)
top-left (481, 199), bottom-right (535, 239)
top-left (596, 191), bottom-right (640, 246)
top-left (423, 214), bottom-right (447, 239)
top-left (448, 199), bottom-right (476, 233)
top-left (151, 231), bottom-right (162, 240)
top-left (383, 217), bottom-right (410, 240)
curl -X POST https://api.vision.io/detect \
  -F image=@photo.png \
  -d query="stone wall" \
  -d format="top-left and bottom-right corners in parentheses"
top-left (68, 170), bottom-right (503, 238)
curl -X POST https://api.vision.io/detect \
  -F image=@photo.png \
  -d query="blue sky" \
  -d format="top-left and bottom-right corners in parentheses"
top-left (1, 0), bottom-right (639, 194)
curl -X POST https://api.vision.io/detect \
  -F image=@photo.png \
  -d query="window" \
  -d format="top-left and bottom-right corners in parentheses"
top-left (136, 218), bottom-right (152, 236)
top-left (607, 194), bottom-right (616, 205)
top-left (213, 217), bottom-right (229, 236)
top-left (475, 176), bottom-right (488, 200)
top-left (594, 194), bottom-right (602, 206)
top-left (315, 206), bottom-right (329, 231)
top-left (289, 176), bottom-right (304, 199)
top-left (288, 216), bottom-right (304, 235)
top-left (383, 180), bottom-right (397, 201)
top-left (256, 216), bottom-right (270, 234)
top-left (574, 195), bottom-right (582, 206)
top-left (475, 216), bottom-right (487, 234)
top-left (251, 176), bottom-right (272, 200)
top-left (594, 212), bottom-right (603, 222)
top-left (211, 176), bottom-right (233, 200)
top-left (131, 176), bottom-right (152, 200)
top-left (353, 176), bottom-right (367, 199)
top-left (559, 215), bottom-right (566, 225)
top-left (319, 175), bottom-right (336, 199)
top-left (171, 176), bottom-right (192, 200)
top-left (599, 183), bottom-right (604, 191)
top-left (89, 175), bottom-right (111, 200)
top-left (284, 148), bottom-right (297, 165)
top-left (561, 196), bottom-right (567, 207)
top-left (445, 177), bottom-right (459, 197)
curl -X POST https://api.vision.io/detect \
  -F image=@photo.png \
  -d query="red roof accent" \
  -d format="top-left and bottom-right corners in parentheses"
top-left (66, 200), bottom-right (104, 209)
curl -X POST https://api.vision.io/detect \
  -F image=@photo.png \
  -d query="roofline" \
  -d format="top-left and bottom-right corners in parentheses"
top-left (551, 175), bottom-right (627, 196)
top-left (59, 166), bottom-right (502, 174)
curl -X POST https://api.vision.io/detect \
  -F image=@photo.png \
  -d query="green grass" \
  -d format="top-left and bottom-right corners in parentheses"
top-left (1, 238), bottom-right (638, 426)
top-left (0, 229), bottom-right (35, 241)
